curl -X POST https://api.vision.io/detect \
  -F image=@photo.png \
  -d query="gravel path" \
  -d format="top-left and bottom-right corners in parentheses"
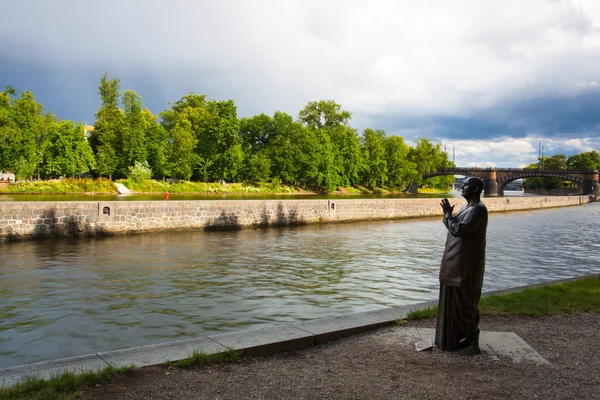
top-left (82, 313), bottom-right (600, 400)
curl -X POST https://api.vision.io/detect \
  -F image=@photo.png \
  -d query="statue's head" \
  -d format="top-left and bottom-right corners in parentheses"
top-left (462, 177), bottom-right (484, 199)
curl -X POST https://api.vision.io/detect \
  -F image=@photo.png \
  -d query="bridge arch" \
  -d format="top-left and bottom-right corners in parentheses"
top-left (422, 168), bottom-right (599, 197)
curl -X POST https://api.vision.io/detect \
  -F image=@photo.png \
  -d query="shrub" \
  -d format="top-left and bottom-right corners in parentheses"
top-left (127, 161), bottom-right (152, 183)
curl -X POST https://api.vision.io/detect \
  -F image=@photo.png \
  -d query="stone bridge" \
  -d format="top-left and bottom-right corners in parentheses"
top-left (424, 168), bottom-right (600, 197)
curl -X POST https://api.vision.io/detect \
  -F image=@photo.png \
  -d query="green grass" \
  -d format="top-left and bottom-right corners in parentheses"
top-left (117, 179), bottom-right (299, 195)
top-left (418, 187), bottom-right (450, 194)
top-left (403, 276), bottom-right (600, 321)
top-left (1, 349), bottom-right (240, 399)
top-left (166, 349), bottom-right (241, 369)
top-left (405, 305), bottom-right (438, 320)
top-left (2, 178), bottom-right (116, 194)
top-left (0, 365), bottom-right (134, 400)
top-left (2, 177), bottom-right (452, 196)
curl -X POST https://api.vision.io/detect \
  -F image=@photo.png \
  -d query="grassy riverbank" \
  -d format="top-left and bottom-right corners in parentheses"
top-left (118, 179), bottom-right (300, 194)
top-left (3, 275), bottom-right (598, 400)
top-left (0, 366), bottom-right (133, 400)
top-left (0, 178), bottom-right (424, 196)
top-left (1, 178), bottom-right (117, 194)
top-left (406, 275), bottom-right (600, 320)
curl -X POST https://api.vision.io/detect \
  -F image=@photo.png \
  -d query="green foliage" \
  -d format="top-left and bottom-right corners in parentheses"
top-left (566, 151), bottom-right (600, 170)
top-left (120, 90), bottom-right (148, 175)
top-left (298, 100), bottom-right (352, 130)
top-left (0, 365), bottom-right (134, 400)
top-left (143, 109), bottom-right (169, 179)
top-left (245, 152), bottom-right (272, 183)
top-left (91, 73), bottom-right (124, 179)
top-left (385, 135), bottom-right (416, 188)
top-left (523, 154), bottom-right (572, 191)
top-left (3, 76), bottom-right (597, 192)
top-left (361, 129), bottom-right (388, 188)
top-left (264, 112), bottom-right (305, 185)
top-left (408, 138), bottom-right (448, 187)
top-left (0, 89), bottom-right (45, 180)
top-left (41, 122), bottom-right (95, 178)
top-left (167, 120), bottom-right (199, 180)
top-left (127, 161), bottom-right (152, 183)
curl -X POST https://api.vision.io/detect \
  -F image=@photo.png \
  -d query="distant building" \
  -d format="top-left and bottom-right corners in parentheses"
top-left (83, 125), bottom-right (94, 138)
top-left (0, 171), bottom-right (16, 182)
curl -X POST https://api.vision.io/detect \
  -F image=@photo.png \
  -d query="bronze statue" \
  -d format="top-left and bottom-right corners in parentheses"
top-left (435, 177), bottom-right (488, 355)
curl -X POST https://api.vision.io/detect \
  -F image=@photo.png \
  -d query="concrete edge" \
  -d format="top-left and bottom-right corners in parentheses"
top-left (2, 273), bottom-right (598, 388)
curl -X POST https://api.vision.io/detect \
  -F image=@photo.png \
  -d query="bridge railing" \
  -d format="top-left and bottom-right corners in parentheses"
top-left (426, 168), bottom-right (598, 173)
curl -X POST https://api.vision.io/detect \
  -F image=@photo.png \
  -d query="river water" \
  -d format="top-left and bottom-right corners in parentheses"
top-left (1, 201), bottom-right (599, 368)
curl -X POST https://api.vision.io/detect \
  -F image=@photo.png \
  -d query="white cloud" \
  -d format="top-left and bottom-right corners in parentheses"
top-left (442, 135), bottom-right (600, 167)
top-left (2, 0), bottom-right (600, 167)
top-left (3, 0), bottom-right (600, 118)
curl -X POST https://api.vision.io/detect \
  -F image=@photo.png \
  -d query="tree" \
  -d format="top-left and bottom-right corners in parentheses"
top-left (200, 100), bottom-right (241, 182)
top-left (298, 100), bottom-right (351, 130)
top-left (239, 113), bottom-right (275, 155)
top-left (567, 152), bottom-right (597, 170)
top-left (328, 125), bottom-right (363, 187)
top-left (361, 129), bottom-right (387, 188)
top-left (42, 122), bottom-right (95, 178)
top-left (239, 114), bottom-right (274, 182)
top-left (92, 73), bottom-right (124, 179)
top-left (264, 112), bottom-right (304, 185)
top-left (160, 93), bottom-right (208, 133)
top-left (160, 94), bottom-right (241, 182)
top-left (3, 90), bottom-right (45, 179)
top-left (0, 87), bottom-right (19, 177)
top-left (143, 109), bottom-right (168, 179)
top-left (167, 119), bottom-right (199, 180)
top-left (120, 90), bottom-right (147, 174)
top-left (385, 135), bottom-right (416, 188)
top-left (523, 154), bottom-right (568, 191)
top-left (297, 101), bottom-right (356, 190)
top-left (408, 138), bottom-right (446, 187)
top-left (160, 94), bottom-right (208, 180)
top-left (245, 153), bottom-right (272, 183)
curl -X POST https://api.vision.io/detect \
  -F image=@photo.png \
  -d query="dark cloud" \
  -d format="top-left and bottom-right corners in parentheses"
top-left (359, 87), bottom-right (600, 142)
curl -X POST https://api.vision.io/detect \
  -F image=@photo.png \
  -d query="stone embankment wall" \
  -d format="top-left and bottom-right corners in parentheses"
top-left (0, 195), bottom-right (594, 239)
top-left (525, 188), bottom-right (581, 196)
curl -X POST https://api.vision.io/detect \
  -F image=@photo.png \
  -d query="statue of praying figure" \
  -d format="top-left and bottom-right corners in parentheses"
top-left (435, 177), bottom-right (488, 355)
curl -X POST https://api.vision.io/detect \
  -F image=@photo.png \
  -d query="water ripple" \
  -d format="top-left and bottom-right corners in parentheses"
top-left (1, 203), bottom-right (599, 367)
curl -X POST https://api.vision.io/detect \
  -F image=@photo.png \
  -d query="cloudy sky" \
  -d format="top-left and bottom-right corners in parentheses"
top-left (2, 0), bottom-right (600, 167)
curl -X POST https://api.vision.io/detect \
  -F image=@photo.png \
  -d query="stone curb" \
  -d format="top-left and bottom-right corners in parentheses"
top-left (1, 273), bottom-right (598, 388)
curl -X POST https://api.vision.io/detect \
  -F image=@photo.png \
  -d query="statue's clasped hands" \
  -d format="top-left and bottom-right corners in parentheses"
top-left (440, 198), bottom-right (454, 216)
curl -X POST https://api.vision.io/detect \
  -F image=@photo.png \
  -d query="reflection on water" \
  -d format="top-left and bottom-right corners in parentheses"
top-left (1, 202), bottom-right (598, 367)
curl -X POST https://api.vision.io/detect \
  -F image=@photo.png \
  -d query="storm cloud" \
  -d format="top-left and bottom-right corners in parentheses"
top-left (2, 0), bottom-right (600, 167)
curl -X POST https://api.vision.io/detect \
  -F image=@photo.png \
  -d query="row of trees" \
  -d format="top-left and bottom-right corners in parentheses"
top-left (0, 87), bottom-right (95, 180)
top-left (0, 74), bottom-right (454, 190)
top-left (523, 152), bottom-right (600, 191)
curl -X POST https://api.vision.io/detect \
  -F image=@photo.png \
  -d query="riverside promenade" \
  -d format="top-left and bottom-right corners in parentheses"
top-left (3, 274), bottom-right (599, 400)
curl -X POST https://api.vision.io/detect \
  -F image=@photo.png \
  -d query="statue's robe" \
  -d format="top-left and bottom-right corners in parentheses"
top-left (435, 201), bottom-right (488, 351)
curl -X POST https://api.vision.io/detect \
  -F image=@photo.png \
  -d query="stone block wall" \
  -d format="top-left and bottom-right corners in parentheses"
top-left (0, 195), bottom-right (594, 239)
